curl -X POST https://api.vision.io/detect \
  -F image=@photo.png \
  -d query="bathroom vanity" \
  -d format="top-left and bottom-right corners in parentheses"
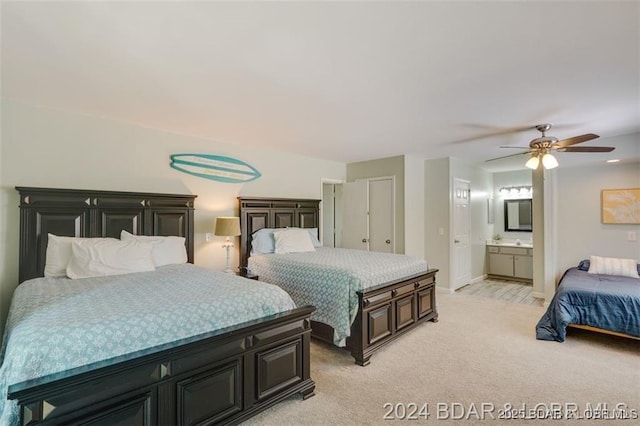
top-left (486, 243), bottom-right (533, 282)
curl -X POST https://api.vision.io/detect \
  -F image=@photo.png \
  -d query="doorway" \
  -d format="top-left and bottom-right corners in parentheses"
top-left (452, 178), bottom-right (471, 289)
top-left (322, 181), bottom-right (343, 247)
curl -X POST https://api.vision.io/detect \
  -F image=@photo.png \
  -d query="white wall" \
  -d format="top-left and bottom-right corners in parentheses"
top-left (404, 155), bottom-right (425, 259)
top-left (424, 158), bottom-right (450, 290)
top-left (554, 161), bottom-right (640, 278)
top-left (0, 100), bottom-right (346, 329)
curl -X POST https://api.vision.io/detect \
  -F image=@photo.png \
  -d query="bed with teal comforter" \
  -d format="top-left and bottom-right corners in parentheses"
top-left (0, 264), bottom-right (297, 425)
top-left (248, 247), bottom-right (430, 346)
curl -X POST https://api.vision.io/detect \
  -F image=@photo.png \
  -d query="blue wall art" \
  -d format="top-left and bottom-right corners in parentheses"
top-left (170, 154), bottom-right (262, 183)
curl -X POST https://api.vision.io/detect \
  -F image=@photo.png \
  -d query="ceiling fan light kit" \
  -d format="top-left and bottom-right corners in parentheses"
top-left (487, 123), bottom-right (614, 169)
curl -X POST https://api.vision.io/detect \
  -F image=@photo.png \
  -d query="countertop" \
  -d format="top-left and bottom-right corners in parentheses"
top-left (487, 242), bottom-right (533, 248)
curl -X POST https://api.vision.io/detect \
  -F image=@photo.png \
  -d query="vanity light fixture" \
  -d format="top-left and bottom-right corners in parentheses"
top-left (499, 185), bottom-right (532, 197)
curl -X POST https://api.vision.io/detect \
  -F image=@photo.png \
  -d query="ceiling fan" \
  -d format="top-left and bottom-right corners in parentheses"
top-left (486, 124), bottom-right (615, 169)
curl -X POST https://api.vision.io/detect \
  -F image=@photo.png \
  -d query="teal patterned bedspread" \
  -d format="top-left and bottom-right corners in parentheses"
top-left (0, 264), bottom-right (296, 424)
top-left (248, 247), bottom-right (430, 346)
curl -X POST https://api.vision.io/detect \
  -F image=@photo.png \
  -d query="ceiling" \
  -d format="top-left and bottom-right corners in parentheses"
top-left (2, 1), bottom-right (639, 172)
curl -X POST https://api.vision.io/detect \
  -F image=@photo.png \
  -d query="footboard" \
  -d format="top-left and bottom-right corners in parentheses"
top-left (347, 269), bottom-right (439, 366)
top-left (8, 306), bottom-right (316, 425)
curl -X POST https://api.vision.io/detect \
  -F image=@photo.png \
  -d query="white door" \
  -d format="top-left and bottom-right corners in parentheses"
top-left (342, 180), bottom-right (369, 250)
top-left (368, 178), bottom-right (394, 253)
top-left (334, 184), bottom-right (344, 248)
top-left (322, 183), bottom-right (335, 247)
top-left (452, 178), bottom-right (471, 289)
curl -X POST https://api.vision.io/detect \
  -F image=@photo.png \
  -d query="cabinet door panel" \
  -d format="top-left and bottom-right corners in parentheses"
top-left (177, 361), bottom-right (242, 425)
top-left (256, 340), bottom-right (302, 401)
top-left (367, 304), bottom-right (392, 344)
top-left (514, 255), bottom-right (533, 279)
top-left (395, 295), bottom-right (415, 330)
top-left (488, 253), bottom-right (514, 276)
top-left (418, 287), bottom-right (434, 318)
top-left (82, 394), bottom-right (152, 426)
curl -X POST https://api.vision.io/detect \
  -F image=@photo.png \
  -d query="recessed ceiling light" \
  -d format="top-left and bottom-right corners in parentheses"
top-left (607, 159), bottom-right (620, 163)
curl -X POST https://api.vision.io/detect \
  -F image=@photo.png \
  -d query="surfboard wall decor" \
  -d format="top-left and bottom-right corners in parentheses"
top-left (170, 154), bottom-right (262, 183)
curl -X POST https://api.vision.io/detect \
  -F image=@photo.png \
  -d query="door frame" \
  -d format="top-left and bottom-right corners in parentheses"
top-left (320, 178), bottom-right (344, 247)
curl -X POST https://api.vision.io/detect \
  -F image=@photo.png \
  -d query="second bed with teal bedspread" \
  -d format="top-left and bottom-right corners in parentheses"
top-left (248, 247), bottom-right (430, 346)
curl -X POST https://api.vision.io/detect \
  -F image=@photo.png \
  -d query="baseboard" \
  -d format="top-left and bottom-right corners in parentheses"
top-left (532, 291), bottom-right (545, 299)
top-left (436, 285), bottom-right (455, 294)
top-left (438, 274), bottom-right (488, 294)
top-left (469, 274), bottom-right (487, 284)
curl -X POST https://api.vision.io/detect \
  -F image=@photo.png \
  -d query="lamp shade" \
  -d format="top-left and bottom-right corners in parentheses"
top-left (525, 155), bottom-right (540, 170)
top-left (541, 153), bottom-right (559, 169)
top-left (214, 217), bottom-right (241, 237)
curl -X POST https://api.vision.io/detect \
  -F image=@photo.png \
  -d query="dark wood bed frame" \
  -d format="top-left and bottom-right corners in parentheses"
top-left (8, 187), bottom-right (315, 425)
top-left (238, 197), bottom-right (439, 366)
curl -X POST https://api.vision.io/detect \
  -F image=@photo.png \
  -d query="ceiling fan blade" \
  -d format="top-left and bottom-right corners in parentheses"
top-left (558, 146), bottom-right (615, 153)
top-left (486, 151), bottom-right (533, 162)
top-left (555, 133), bottom-right (599, 148)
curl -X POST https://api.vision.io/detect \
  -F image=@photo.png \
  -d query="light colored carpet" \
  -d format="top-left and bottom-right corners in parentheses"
top-left (243, 292), bottom-right (639, 425)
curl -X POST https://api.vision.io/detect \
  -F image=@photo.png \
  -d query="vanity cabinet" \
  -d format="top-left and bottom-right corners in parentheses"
top-left (487, 245), bottom-right (533, 282)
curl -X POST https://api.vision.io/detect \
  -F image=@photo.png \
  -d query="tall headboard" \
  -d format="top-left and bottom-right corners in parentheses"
top-left (237, 197), bottom-right (320, 271)
top-left (17, 187), bottom-right (196, 283)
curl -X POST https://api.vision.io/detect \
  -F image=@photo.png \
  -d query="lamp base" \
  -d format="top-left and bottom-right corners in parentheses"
top-left (223, 242), bottom-right (235, 274)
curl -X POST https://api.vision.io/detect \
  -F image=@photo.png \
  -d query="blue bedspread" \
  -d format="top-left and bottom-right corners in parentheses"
top-left (248, 247), bottom-right (430, 346)
top-left (536, 267), bottom-right (640, 342)
top-left (0, 264), bottom-right (296, 424)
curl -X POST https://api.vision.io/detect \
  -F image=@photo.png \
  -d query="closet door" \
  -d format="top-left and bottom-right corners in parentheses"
top-left (342, 180), bottom-right (368, 250)
top-left (368, 178), bottom-right (393, 253)
top-left (342, 178), bottom-right (394, 253)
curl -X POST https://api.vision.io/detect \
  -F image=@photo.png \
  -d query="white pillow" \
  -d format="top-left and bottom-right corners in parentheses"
top-left (45, 234), bottom-right (117, 277)
top-left (66, 238), bottom-right (155, 279)
top-left (273, 229), bottom-right (316, 254)
top-left (120, 230), bottom-right (187, 266)
top-left (588, 255), bottom-right (640, 278)
top-left (251, 228), bottom-right (279, 254)
top-left (287, 227), bottom-right (322, 247)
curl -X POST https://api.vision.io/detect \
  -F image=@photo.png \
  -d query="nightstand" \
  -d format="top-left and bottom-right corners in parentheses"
top-left (237, 272), bottom-right (259, 280)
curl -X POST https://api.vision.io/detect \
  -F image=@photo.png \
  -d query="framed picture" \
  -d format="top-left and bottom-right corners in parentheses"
top-left (601, 188), bottom-right (640, 224)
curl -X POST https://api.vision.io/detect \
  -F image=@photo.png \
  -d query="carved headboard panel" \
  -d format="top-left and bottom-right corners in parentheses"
top-left (17, 187), bottom-right (196, 283)
top-left (237, 197), bottom-right (320, 271)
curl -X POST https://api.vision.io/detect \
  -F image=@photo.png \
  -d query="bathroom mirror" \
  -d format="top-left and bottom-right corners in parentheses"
top-left (504, 199), bottom-right (532, 232)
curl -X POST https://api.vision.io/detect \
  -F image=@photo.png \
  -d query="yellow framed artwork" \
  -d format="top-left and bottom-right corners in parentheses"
top-left (601, 188), bottom-right (640, 224)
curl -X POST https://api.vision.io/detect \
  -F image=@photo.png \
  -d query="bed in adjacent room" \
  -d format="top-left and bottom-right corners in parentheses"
top-left (238, 197), bottom-right (439, 366)
top-left (536, 257), bottom-right (640, 342)
top-left (1, 187), bottom-right (315, 425)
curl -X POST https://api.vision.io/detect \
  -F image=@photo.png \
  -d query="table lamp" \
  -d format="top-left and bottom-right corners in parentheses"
top-left (214, 216), bottom-right (241, 273)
